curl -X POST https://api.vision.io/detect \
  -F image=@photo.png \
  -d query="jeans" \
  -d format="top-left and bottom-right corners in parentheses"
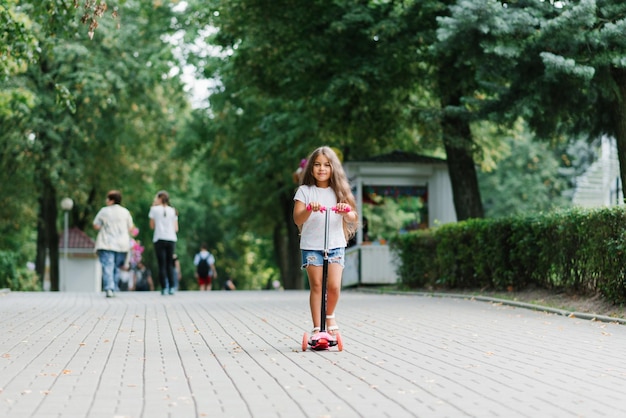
top-left (301, 248), bottom-right (346, 269)
top-left (154, 240), bottom-right (176, 291)
top-left (98, 250), bottom-right (127, 292)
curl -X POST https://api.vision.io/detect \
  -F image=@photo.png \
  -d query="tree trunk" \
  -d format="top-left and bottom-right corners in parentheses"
top-left (35, 212), bottom-right (47, 290)
top-left (36, 174), bottom-right (60, 291)
top-left (611, 67), bottom-right (626, 204)
top-left (275, 190), bottom-right (304, 290)
top-left (441, 116), bottom-right (484, 221)
top-left (284, 215), bottom-right (304, 289)
top-left (33, 58), bottom-right (61, 290)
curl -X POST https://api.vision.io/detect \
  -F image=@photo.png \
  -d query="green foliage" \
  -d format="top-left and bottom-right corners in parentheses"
top-left (391, 229), bottom-right (437, 289)
top-left (165, 166), bottom-right (279, 291)
top-left (0, 251), bottom-right (40, 291)
top-left (187, 0), bottom-right (454, 286)
top-left (0, 0), bottom-right (200, 288)
top-left (1, 0), bottom-right (118, 80)
top-left (439, 0), bottom-right (626, 193)
top-left (203, 0), bottom-right (429, 149)
top-left (396, 207), bottom-right (626, 304)
top-left (3, 0), bottom-right (626, 294)
top-left (363, 197), bottom-right (424, 242)
top-left (478, 122), bottom-right (570, 218)
top-left (432, 218), bottom-right (518, 289)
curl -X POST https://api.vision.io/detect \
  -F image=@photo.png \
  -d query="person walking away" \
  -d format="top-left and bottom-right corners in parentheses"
top-left (293, 146), bottom-right (358, 339)
top-left (149, 190), bottom-right (178, 295)
top-left (194, 243), bottom-right (217, 291)
top-left (93, 190), bottom-right (135, 298)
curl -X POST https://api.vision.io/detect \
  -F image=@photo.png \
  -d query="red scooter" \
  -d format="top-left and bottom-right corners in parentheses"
top-left (302, 205), bottom-right (346, 352)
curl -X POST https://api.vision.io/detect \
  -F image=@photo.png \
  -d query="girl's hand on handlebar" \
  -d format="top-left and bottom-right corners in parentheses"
top-left (306, 202), bottom-right (352, 214)
top-left (333, 203), bottom-right (351, 213)
top-left (306, 203), bottom-right (326, 212)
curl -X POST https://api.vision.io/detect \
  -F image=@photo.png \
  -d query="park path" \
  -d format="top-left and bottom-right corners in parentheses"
top-left (0, 289), bottom-right (625, 417)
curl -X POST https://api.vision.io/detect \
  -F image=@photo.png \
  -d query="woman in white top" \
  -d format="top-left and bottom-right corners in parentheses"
top-left (149, 190), bottom-right (178, 295)
top-left (293, 146), bottom-right (358, 338)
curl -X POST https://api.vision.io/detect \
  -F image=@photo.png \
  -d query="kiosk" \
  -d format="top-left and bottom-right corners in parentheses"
top-left (343, 151), bottom-right (457, 286)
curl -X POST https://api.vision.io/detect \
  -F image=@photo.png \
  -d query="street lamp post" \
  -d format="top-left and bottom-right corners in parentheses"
top-left (61, 198), bottom-right (74, 291)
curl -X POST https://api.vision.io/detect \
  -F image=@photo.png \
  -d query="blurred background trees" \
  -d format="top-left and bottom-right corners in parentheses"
top-left (1, 0), bottom-right (623, 290)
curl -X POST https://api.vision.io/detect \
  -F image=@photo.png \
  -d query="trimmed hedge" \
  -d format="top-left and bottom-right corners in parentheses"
top-left (391, 206), bottom-right (626, 304)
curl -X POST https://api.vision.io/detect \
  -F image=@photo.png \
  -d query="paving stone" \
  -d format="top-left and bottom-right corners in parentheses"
top-left (1, 290), bottom-right (625, 417)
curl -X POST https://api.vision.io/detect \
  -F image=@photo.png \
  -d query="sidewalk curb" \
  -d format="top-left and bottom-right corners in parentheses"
top-left (0, 288), bottom-right (10, 294)
top-left (354, 288), bottom-right (626, 325)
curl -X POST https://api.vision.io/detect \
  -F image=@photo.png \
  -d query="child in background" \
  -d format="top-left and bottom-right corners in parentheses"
top-left (293, 146), bottom-right (358, 338)
top-left (194, 243), bottom-right (217, 291)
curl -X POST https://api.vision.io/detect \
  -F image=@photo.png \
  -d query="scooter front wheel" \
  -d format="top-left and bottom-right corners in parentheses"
top-left (301, 332), bottom-right (309, 351)
top-left (336, 332), bottom-right (343, 351)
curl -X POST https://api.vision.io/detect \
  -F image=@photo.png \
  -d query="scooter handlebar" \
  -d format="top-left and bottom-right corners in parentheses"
top-left (306, 204), bottom-right (350, 213)
top-left (306, 204), bottom-right (325, 212)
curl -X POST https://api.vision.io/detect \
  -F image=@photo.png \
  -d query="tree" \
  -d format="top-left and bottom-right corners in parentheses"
top-left (477, 122), bottom-right (570, 218)
top-left (0, 0), bottom-right (194, 289)
top-left (438, 0), bottom-right (626, 201)
top-left (188, 0), bottom-right (492, 287)
top-left (1, 0), bottom-right (115, 78)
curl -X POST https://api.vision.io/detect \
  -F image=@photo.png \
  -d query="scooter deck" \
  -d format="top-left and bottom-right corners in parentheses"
top-left (302, 331), bottom-right (343, 351)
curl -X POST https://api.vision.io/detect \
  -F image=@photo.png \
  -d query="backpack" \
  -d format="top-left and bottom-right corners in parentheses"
top-left (197, 254), bottom-right (211, 277)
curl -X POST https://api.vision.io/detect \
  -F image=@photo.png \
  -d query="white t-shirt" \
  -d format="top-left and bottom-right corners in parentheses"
top-left (294, 185), bottom-right (347, 250)
top-left (93, 204), bottom-right (133, 252)
top-left (149, 205), bottom-right (178, 242)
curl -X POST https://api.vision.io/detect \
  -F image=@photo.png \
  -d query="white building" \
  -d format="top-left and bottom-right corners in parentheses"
top-left (572, 136), bottom-right (623, 208)
top-left (342, 151), bottom-right (457, 286)
top-left (58, 227), bottom-right (102, 292)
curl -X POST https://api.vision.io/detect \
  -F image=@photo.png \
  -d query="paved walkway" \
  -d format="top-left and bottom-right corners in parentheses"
top-left (1, 289), bottom-right (625, 418)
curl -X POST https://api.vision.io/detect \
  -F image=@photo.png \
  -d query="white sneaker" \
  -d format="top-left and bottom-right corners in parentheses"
top-left (105, 289), bottom-right (114, 298)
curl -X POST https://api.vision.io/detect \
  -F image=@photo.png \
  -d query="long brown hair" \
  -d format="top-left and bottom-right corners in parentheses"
top-left (300, 146), bottom-right (358, 240)
top-left (157, 190), bottom-right (170, 205)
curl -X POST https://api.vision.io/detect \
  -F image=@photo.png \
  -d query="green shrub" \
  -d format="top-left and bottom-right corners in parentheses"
top-left (391, 230), bottom-right (438, 288)
top-left (394, 206), bottom-right (626, 304)
top-left (0, 251), bottom-right (41, 291)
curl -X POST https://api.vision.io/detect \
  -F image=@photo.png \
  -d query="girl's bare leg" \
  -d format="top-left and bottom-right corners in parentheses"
top-left (325, 263), bottom-right (343, 332)
top-left (306, 265), bottom-right (323, 331)
top-left (307, 261), bottom-right (343, 333)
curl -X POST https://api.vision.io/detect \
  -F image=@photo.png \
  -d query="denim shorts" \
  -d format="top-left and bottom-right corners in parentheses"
top-left (301, 248), bottom-right (345, 269)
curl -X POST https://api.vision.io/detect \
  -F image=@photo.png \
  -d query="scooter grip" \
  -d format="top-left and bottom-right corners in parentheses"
top-left (306, 204), bottom-right (327, 212)
top-left (331, 206), bottom-right (351, 213)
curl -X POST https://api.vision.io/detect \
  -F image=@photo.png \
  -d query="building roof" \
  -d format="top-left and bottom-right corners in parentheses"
top-left (349, 150), bottom-right (446, 165)
top-left (58, 227), bottom-right (95, 249)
